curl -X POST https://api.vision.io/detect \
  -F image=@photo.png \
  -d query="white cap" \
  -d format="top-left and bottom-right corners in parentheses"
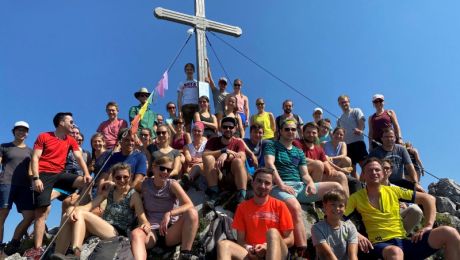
top-left (313, 107), bottom-right (323, 114)
top-left (372, 94), bottom-right (385, 101)
top-left (14, 121), bottom-right (29, 129)
top-left (218, 77), bottom-right (228, 84)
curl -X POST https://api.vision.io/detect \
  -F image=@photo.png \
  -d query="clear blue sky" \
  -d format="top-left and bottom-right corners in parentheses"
top-left (1, 0), bottom-right (459, 241)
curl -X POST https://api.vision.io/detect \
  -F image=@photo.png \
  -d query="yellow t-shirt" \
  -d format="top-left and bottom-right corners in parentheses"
top-left (252, 112), bottom-right (274, 139)
top-left (344, 185), bottom-right (415, 243)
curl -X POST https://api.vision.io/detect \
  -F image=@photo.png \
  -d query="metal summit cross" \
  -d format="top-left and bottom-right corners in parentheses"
top-left (154, 0), bottom-right (242, 96)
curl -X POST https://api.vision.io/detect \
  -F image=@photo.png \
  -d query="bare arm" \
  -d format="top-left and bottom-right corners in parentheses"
top-left (193, 112), bottom-right (201, 123)
top-left (404, 163), bottom-right (419, 183)
top-left (237, 115), bottom-right (245, 138)
top-left (131, 174), bottom-right (145, 190)
top-left (281, 230), bottom-right (294, 248)
top-left (368, 115), bottom-right (373, 145)
top-left (184, 132), bottom-right (192, 145)
top-left (170, 181), bottom-right (194, 215)
top-left (389, 110), bottom-right (402, 141)
top-left (203, 149), bottom-right (224, 159)
top-left (131, 191), bottom-right (150, 226)
top-left (269, 112), bottom-right (277, 135)
top-left (243, 96), bottom-right (249, 124)
top-left (183, 146), bottom-right (192, 164)
top-left (348, 243), bottom-right (358, 260)
top-left (413, 192), bottom-right (436, 241)
top-left (177, 91), bottom-right (183, 116)
top-left (205, 59), bottom-right (217, 92)
top-left (315, 243), bottom-right (338, 260)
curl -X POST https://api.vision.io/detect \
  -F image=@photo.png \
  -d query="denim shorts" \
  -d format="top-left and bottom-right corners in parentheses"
top-left (0, 184), bottom-right (34, 212)
top-left (270, 181), bottom-right (321, 203)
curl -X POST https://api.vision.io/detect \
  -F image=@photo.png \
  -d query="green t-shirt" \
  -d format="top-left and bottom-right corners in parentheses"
top-left (128, 105), bottom-right (158, 138)
top-left (264, 141), bottom-right (306, 182)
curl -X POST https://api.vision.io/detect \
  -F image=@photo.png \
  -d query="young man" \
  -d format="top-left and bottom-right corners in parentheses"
top-left (312, 189), bottom-right (358, 260)
top-left (177, 63), bottom-right (199, 132)
top-left (336, 95), bottom-right (368, 179)
top-left (345, 157), bottom-right (460, 260)
top-left (206, 59), bottom-right (229, 118)
top-left (97, 101), bottom-right (128, 149)
top-left (203, 117), bottom-right (247, 207)
top-left (318, 118), bottom-right (332, 143)
top-left (0, 121), bottom-right (34, 255)
top-left (217, 168), bottom-right (294, 260)
top-left (264, 119), bottom-right (342, 255)
top-left (369, 127), bottom-right (423, 191)
top-left (129, 88), bottom-right (158, 138)
top-left (27, 113), bottom-right (92, 257)
top-left (275, 100), bottom-right (304, 139)
top-left (243, 124), bottom-right (268, 171)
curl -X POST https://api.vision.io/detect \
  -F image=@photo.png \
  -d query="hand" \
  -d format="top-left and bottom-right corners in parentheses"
top-left (254, 243), bottom-right (267, 258)
top-left (358, 233), bottom-right (373, 253)
top-left (139, 223), bottom-right (151, 235)
top-left (306, 182), bottom-right (317, 195)
top-left (353, 128), bottom-right (363, 136)
top-left (415, 183), bottom-right (425, 193)
top-left (33, 179), bottom-right (44, 193)
top-left (227, 150), bottom-right (240, 159)
top-left (399, 202), bottom-right (408, 209)
top-left (279, 184), bottom-right (296, 195)
top-left (83, 174), bottom-right (92, 184)
top-left (159, 211), bottom-right (171, 236)
top-left (411, 226), bottom-right (432, 243)
top-left (251, 155), bottom-right (259, 168)
top-left (215, 153), bottom-right (228, 169)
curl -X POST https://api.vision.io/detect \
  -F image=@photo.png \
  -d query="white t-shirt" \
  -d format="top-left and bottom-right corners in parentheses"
top-left (178, 79), bottom-right (198, 106)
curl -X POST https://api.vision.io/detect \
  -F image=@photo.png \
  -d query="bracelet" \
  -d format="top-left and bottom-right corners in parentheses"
top-left (33, 176), bottom-right (39, 181)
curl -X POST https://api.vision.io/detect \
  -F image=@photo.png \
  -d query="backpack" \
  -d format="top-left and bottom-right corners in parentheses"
top-left (87, 236), bottom-right (134, 260)
top-left (198, 212), bottom-right (237, 260)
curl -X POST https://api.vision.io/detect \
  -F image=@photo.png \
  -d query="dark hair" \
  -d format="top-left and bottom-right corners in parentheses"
top-left (250, 123), bottom-right (264, 133)
top-left (318, 118), bottom-right (331, 127)
top-left (166, 101), bottom-right (176, 110)
top-left (253, 167), bottom-right (275, 182)
top-left (337, 95), bottom-right (349, 102)
top-left (110, 162), bottom-right (132, 176)
top-left (199, 95), bottom-right (209, 102)
top-left (106, 101), bottom-right (119, 110)
top-left (184, 63), bottom-right (195, 72)
top-left (173, 118), bottom-right (184, 125)
top-left (362, 157), bottom-right (383, 171)
top-left (53, 112), bottom-right (73, 128)
top-left (140, 127), bottom-right (152, 136)
top-left (382, 127), bottom-right (395, 137)
top-left (282, 99), bottom-right (293, 108)
top-left (221, 116), bottom-right (237, 126)
top-left (322, 189), bottom-right (347, 204)
top-left (382, 158), bottom-right (393, 167)
top-left (117, 128), bottom-right (131, 141)
top-left (332, 127), bottom-right (345, 135)
top-left (302, 122), bottom-right (319, 133)
top-left (153, 155), bottom-right (173, 166)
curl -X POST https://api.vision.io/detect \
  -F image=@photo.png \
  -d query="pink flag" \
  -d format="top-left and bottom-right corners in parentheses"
top-left (155, 71), bottom-right (169, 97)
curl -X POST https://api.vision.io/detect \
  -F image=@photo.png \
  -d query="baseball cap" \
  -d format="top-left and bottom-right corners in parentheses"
top-left (218, 77), bottom-right (228, 84)
top-left (372, 94), bottom-right (385, 101)
top-left (13, 121), bottom-right (29, 129)
top-left (313, 107), bottom-right (323, 114)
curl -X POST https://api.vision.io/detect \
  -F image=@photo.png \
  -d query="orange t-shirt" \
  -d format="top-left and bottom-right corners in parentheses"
top-left (232, 196), bottom-right (293, 245)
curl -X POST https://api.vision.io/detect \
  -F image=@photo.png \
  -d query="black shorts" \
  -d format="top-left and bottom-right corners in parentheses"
top-left (34, 172), bottom-right (79, 208)
top-left (181, 104), bottom-right (199, 125)
top-left (371, 231), bottom-right (438, 259)
top-left (346, 141), bottom-right (368, 165)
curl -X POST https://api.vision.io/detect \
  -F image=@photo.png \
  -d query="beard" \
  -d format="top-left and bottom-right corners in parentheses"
top-left (284, 108), bottom-right (292, 114)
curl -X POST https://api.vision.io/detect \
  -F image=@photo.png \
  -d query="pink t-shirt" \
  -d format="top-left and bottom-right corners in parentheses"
top-left (96, 119), bottom-right (128, 149)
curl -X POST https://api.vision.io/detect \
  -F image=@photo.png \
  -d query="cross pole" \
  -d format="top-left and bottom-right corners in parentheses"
top-left (154, 0), bottom-right (242, 96)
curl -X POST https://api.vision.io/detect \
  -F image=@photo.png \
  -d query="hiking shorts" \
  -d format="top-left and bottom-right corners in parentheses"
top-left (271, 181), bottom-right (321, 204)
top-left (371, 231), bottom-right (438, 259)
top-left (34, 172), bottom-right (79, 208)
top-left (0, 184), bottom-right (34, 212)
top-left (347, 141), bottom-right (368, 165)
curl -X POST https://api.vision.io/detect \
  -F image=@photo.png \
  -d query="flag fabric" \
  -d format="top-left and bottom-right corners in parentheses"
top-left (155, 70), bottom-right (168, 97)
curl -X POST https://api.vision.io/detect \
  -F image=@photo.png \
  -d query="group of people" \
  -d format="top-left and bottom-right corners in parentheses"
top-left (0, 61), bottom-right (459, 260)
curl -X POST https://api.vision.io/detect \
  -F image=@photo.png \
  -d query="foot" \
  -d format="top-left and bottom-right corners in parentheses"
top-left (4, 239), bottom-right (21, 256)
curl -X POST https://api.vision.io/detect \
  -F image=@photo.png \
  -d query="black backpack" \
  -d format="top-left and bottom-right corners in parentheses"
top-left (87, 236), bottom-right (134, 260)
top-left (198, 212), bottom-right (237, 260)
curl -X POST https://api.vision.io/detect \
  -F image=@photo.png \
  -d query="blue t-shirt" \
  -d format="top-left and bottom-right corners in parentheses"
top-left (102, 151), bottom-right (147, 176)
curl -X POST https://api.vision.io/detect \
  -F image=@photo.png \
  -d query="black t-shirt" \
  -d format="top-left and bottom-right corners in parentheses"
top-left (0, 142), bottom-right (32, 186)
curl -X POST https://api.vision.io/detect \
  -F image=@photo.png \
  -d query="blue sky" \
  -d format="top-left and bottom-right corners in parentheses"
top-left (1, 0), bottom-right (459, 241)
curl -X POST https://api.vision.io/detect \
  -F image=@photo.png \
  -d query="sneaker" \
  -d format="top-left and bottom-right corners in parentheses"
top-left (23, 247), bottom-right (45, 260)
top-left (204, 189), bottom-right (219, 209)
top-left (180, 252), bottom-right (198, 260)
top-left (4, 239), bottom-right (21, 256)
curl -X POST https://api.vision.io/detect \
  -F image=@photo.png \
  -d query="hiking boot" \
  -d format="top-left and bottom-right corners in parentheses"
top-left (181, 173), bottom-right (191, 191)
top-left (4, 239), bottom-right (21, 256)
top-left (179, 252), bottom-right (198, 260)
top-left (204, 189), bottom-right (219, 209)
top-left (23, 247), bottom-right (45, 260)
top-left (50, 252), bottom-right (79, 260)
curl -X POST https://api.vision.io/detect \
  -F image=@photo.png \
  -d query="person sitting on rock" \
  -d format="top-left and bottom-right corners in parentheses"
top-left (203, 117), bottom-right (247, 207)
top-left (264, 119), bottom-right (342, 257)
top-left (312, 189), bottom-right (358, 260)
top-left (182, 122), bottom-right (207, 190)
top-left (243, 124), bottom-right (269, 174)
top-left (131, 156), bottom-right (198, 260)
top-left (217, 168), bottom-right (294, 260)
top-left (321, 127), bottom-right (353, 173)
top-left (53, 163), bottom-right (149, 258)
top-left (345, 157), bottom-right (460, 260)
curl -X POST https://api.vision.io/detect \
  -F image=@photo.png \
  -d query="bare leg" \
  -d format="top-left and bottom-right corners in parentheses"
top-left (428, 226), bottom-right (460, 260)
top-left (231, 158), bottom-right (247, 190)
top-left (265, 228), bottom-right (289, 260)
top-left (189, 164), bottom-right (203, 180)
top-left (382, 245), bottom-right (403, 260)
top-left (322, 170), bottom-right (349, 197)
top-left (165, 208), bottom-right (199, 250)
top-left (72, 210), bottom-right (117, 250)
top-left (54, 218), bottom-right (73, 254)
top-left (284, 198), bottom-right (306, 247)
top-left (316, 182), bottom-right (343, 198)
top-left (0, 209), bottom-right (10, 243)
top-left (203, 156), bottom-right (218, 187)
top-left (217, 240), bottom-right (248, 260)
top-left (307, 160), bottom-right (324, 182)
top-left (34, 206), bottom-right (50, 248)
top-left (131, 227), bottom-right (156, 260)
top-left (11, 210), bottom-right (34, 241)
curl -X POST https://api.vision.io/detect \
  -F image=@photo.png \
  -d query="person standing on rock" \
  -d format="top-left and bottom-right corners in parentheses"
top-left (217, 168), bottom-right (294, 260)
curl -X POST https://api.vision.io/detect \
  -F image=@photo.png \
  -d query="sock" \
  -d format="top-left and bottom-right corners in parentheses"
top-left (238, 189), bottom-right (247, 198)
top-left (210, 186), bottom-right (219, 193)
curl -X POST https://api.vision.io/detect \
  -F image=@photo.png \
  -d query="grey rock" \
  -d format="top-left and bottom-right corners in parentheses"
top-left (429, 179), bottom-right (460, 204)
top-left (5, 253), bottom-right (26, 260)
top-left (80, 236), bottom-right (101, 260)
top-left (436, 197), bottom-right (457, 215)
top-left (436, 212), bottom-right (460, 234)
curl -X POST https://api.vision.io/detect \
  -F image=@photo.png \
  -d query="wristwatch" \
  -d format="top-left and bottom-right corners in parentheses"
top-left (32, 176), bottom-right (39, 181)
top-left (220, 148), bottom-right (227, 154)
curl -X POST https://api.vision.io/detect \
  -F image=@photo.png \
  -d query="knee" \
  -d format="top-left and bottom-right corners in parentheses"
top-left (217, 240), bottom-right (232, 253)
top-left (383, 246), bottom-right (403, 258)
top-left (266, 228), bottom-right (281, 241)
top-left (437, 226), bottom-right (460, 241)
top-left (185, 208), bottom-right (199, 224)
top-left (131, 228), bottom-right (146, 241)
top-left (285, 200), bottom-right (302, 220)
top-left (344, 156), bottom-right (352, 166)
top-left (203, 156), bottom-right (214, 167)
top-left (231, 158), bottom-right (244, 167)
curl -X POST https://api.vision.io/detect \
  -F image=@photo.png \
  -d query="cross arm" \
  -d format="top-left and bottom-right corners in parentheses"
top-left (154, 7), bottom-right (198, 27)
top-left (206, 20), bottom-right (242, 37)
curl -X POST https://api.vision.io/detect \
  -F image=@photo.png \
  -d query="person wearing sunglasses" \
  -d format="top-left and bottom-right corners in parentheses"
top-left (177, 63), bottom-right (199, 133)
top-left (131, 156), bottom-right (198, 260)
top-left (368, 94), bottom-right (403, 151)
top-left (250, 98), bottom-right (276, 140)
top-left (264, 119), bottom-right (342, 257)
top-left (53, 163), bottom-right (150, 258)
top-left (203, 117), bottom-right (248, 208)
top-left (228, 78), bottom-right (250, 130)
top-left (220, 95), bottom-right (245, 138)
top-left (129, 87), bottom-right (158, 138)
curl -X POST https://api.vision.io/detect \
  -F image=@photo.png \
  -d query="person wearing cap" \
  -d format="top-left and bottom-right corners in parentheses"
top-left (26, 112), bottom-right (92, 257)
top-left (0, 121), bottom-right (34, 255)
top-left (97, 101), bottom-right (128, 150)
top-left (368, 94), bottom-right (403, 150)
top-left (129, 87), bottom-right (158, 139)
top-left (177, 63), bottom-right (199, 132)
top-left (206, 59), bottom-right (229, 118)
top-left (313, 107), bottom-right (323, 124)
top-left (202, 117), bottom-right (248, 207)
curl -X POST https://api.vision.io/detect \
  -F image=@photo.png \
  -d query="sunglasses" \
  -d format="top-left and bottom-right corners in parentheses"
top-left (373, 99), bottom-right (383, 103)
top-left (283, 127), bottom-right (297, 132)
top-left (158, 165), bottom-right (173, 173)
top-left (256, 103), bottom-right (265, 106)
top-left (234, 84), bottom-right (241, 87)
top-left (115, 175), bottom-right (130, 181)
top-left (156, 131), bottom-right (167, 136)
top-left (139, 94), bottom-right (149, 97)
top-left (222, 125), bottom-right (235, 130)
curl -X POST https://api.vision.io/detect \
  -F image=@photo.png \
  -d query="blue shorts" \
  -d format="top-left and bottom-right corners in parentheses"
top-left (270, 181), bottom-right (321, 203)
top-left (0, 184), bottom-right (34, 212)
top-left (371, 231), bottom-right (438, 259)
top-left (238, 112), bottom-right (247, 126)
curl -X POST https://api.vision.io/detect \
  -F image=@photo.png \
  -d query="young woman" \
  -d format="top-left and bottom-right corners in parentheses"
top-left (171, 118), bottom-right (191, 151)
top-left (250, 98), bottom-right (276, 140)
top-left (219, 95), bottom-right (245, 138)
top-left (88, 133), bottom-right (108, 175)
top-left (193, 95), bottom-right (218, 138)
top-left (182, 122), bottom-right (207, 189)
top-left (177, 63), bottom-right (199, 132)
top-left (131, 156), bottom-right (199, 260)
top-left (147, 125), bottom-right (182, 179)
top-left (230, 78), bottom-right (249, 129)
top-left (165, 101), bottom-right (178, 134)
top-left (322, 127), bottom-right (352, 173)
top-left (54, 163), bottom-right (149, 258)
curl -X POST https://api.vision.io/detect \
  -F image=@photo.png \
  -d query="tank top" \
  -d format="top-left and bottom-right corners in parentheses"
top-left (102, 188), bottom-right (136, 235)
top-left (323, 141), bottom-right (343, 157)
top-left (142, 178), bottom-right (179, 230)
top-left (371, 110), bottom-right (392, 141)
top-left (187, 141), bottom-right (207, 158)
top-left (234, 94), bottom-right (245, 113)
top-left (199, 112), bottom-right (216, 137)
top-left (252, 112), bottom-right (274, 139)
top-left (171, 133), bottom-right (186, 150)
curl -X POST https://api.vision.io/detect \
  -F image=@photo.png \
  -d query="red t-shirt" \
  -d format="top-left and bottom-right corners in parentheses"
top-left (232, 196), bottom-right (293, 245)
top-left (293, 140), bottom-right (327, 162)
top-left (33, 132), bottom-right (80, 174)
top-left (205, 136), bottom-right (245, 153)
